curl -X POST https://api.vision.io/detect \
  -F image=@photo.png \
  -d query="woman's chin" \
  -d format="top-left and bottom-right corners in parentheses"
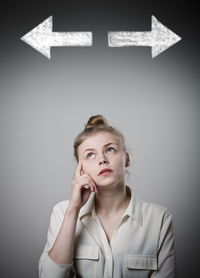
top-left (95, 180), bottom-right (119, 189)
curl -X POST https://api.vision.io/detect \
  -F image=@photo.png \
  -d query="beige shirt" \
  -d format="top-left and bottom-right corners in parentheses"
top-left (39, 185), bottom-right (177, 278)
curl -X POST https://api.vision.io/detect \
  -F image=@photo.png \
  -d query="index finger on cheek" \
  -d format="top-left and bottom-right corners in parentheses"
top-left (75, 160), bottom-right (82, 178)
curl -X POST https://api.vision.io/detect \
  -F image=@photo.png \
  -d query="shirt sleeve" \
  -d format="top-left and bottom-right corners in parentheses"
top-left (38, 202), bottom-right (77, 278)
top-left (151, 210), bottom-right (177, 278)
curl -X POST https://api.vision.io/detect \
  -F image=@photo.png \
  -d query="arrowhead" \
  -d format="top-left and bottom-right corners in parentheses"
top-left (151, 15), bottom-right (181, 58)
top-left (21, 16), bottom-right (53, 59)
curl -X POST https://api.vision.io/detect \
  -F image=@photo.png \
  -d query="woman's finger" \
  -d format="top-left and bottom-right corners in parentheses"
top-left (79, 176), bottom-right (96, 189)
top-left (81, 181), bottom-right (94, 192)
top-left (84, 173), bottom-right (98, 193)
top-left (75, 160), bottom-right (82, 178)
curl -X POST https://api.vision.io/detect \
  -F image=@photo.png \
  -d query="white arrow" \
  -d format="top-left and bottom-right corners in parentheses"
top-left (21, 16), bottom-right (92, 59)
top-left (108, 15), bottom-right (181, 58)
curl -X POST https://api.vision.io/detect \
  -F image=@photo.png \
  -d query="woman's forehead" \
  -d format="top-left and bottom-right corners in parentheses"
top-left (80, 132), bottom-right (120, 150)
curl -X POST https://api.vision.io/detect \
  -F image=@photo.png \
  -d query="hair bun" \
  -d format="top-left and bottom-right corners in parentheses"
top-left (84, 114), bottom-right (108, 130)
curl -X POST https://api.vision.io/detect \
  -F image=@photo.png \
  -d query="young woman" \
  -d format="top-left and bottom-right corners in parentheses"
top-left (39, 115), bottom-right (177, 278)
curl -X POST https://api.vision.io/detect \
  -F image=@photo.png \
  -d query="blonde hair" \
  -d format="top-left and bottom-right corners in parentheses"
top-left (73, 114), bottom-right (129, 163)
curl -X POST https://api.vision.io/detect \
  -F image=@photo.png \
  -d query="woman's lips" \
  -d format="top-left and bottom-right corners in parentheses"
top-left (99, 170), bottom-right (113, 176)
top-left (99, 169), bottom-right (113, 176)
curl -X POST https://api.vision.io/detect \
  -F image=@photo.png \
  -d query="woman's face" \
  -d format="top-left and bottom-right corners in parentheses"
top-left (78, 131), bottom-right (129, 188)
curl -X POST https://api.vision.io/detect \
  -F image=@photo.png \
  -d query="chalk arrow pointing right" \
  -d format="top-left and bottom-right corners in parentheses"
top-left (108, 15), bottom-right (181, 58)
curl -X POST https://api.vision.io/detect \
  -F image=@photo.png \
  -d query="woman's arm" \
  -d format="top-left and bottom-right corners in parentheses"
top-left (151, 210), bottom-right (177, 278)
top-left (39, 160), bottom-right (98, 278)
top-left (38, 203), bottom-right (78, 278)
top-left (48, 205), bottom-right (80, 265)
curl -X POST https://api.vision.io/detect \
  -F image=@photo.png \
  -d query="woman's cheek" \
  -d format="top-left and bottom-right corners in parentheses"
top-left (82, 162), bottom-right (88, 174)
top-left (84, 165), bottom-right (94, 177)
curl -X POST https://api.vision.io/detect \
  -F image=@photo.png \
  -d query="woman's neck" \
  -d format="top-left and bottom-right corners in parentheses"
top-left (95, 184), bottom-right (131, 217)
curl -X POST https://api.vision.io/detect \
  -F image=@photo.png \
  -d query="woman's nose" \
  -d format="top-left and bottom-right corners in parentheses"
top-left (99, 155), bottom-right (108, 165)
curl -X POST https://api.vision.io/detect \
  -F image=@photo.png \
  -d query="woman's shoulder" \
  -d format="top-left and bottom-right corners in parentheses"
top-left (52, 199), bottom-right (71, 216)
top-left (139, 197), bottom-right (173, 218)
top-left (137, 197), bottom-right (174, 230)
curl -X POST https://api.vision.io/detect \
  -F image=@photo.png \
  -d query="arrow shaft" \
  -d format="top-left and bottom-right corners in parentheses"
top-left (108, 31), bottom-right (153, 47)
top-left (46, 32), bottom-right (92, 46)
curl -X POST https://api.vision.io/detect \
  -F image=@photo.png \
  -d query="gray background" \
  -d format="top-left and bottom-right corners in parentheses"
top-left (1, 1), bottom-right (199, 277)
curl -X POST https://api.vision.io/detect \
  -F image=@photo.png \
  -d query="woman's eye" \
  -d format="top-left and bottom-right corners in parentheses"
top-left (87, 153), bottom-right (94, 159)
top-left (107, 147), bottom-right (114, 153)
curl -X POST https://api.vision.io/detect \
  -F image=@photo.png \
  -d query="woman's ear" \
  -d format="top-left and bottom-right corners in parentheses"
top-left (125, 152), bottom-right (130, 167)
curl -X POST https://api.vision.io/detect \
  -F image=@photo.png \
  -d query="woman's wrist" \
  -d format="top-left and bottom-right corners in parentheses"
top-left (67, 204), bottom-right (81, 215)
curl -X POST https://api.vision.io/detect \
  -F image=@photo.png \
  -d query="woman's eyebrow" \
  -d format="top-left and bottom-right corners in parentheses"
top-left (84, 148), bottom-right (95, 153)
top-left (84, 142), bottom-right (117, 153)
top-left (103, 142), bottom-right (118, 148)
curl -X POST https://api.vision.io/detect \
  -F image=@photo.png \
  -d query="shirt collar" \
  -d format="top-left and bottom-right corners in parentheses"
top-left (79, 185), bottom-right (143, 226)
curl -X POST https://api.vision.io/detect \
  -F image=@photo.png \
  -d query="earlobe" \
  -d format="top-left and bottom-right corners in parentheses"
top-left (125, 161), bottom-right (129, 167)
top-left (125, 153), bottom-right (130, 167)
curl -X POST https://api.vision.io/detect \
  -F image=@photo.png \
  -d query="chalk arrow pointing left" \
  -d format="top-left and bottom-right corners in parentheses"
top-left (21, 16), bottom-right (92, 59)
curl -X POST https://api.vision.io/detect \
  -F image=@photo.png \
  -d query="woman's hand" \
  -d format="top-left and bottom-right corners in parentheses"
top-left (68, 160), bottom-right (98, 210)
